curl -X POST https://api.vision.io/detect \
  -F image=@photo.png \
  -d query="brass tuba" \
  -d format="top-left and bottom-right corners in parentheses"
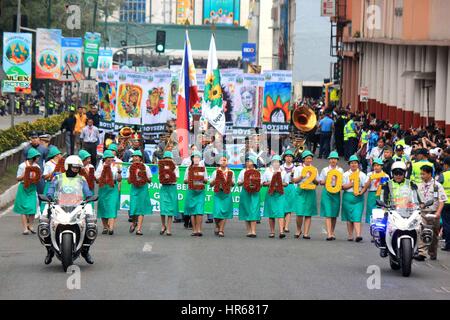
top-left (292, 105), bottom-right (317, 133)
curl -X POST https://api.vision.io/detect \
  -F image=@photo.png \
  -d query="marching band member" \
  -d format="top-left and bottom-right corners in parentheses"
top-left (342, 155), bottom-right (368, 242)
top-left (209, 153), bottom-right (235, 237)
top-left (238, 156), bottom-right (261, 238)
top-left (184, 151), bottom-right (208, 236)
top-left (262, 155), bottom-right (289, 239)
top-left (40, 146), bottom-right (63, 213)
top-left (95, 150), bottom-right (122, 235)
top-left (362, 158), bottom-right (389, 223)
top-left (128, 150), bottom-right (152, 235)
top-left (281, 150), bottom-right (296, 233)
top-left (158, 151), bottom-right (179, 236)
top-left (293, 150), bottom-right (319, 239)
top-left (319, 151), bottom-right (344, 241)
top-left (14, 148), bottom-right (42, 235)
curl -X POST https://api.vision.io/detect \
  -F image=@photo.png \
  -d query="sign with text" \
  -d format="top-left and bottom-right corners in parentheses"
top-left (2, 32), bottom-right (32, 93)
top-left (242, 42), bottom-right (257, 63)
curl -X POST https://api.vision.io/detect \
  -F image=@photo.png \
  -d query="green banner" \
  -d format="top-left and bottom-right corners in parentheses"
top-left (120, 164), bottom-right (269, 215)
top-left (83, 32), bottom-right (101, 68)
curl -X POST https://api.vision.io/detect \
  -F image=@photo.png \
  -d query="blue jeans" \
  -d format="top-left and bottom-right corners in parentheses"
top-left (319, 132), bottom-right (332, 158)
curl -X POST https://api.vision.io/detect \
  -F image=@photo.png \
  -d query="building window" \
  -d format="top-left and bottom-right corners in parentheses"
top-left (120, 0), bottom-right (147, 23)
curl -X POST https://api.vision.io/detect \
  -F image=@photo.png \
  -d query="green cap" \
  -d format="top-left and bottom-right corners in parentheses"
top-left (348, 155), bottom-right (360, 163)
top-left (373, 158), bottom-right (384, 166)
top-left (163, 151), bottom-right (173, 159)
top-left (301, 150), bottom-right (314, 159)
top-left (103, 150), bottom-right (115, 159)
top-left (27, 148), bottom-right (41, 160)
top-left (328, 151), bottom-right (339, 159)
top-left (271, 155), bottom-right (282, 162)
top-left (46, 147), bottom-right (61, 160)
top-left (108, 143), bottom-right (118, 152)
top-left (132, 150), bottom-right (143, 158)
top-left (78, 149), bottom-right (91, 161)
top-left (191, 151), bottom-right (202, 159)
top-left (246, 155), bottom-right (258, 166)
top-left (69, 105), bottom-right (76, 112)
top-left (283, 149), bottom-right (294, 159)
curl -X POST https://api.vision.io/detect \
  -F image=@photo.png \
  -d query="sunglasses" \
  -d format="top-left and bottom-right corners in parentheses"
top-left (392, 170), bottom-right (405, 176)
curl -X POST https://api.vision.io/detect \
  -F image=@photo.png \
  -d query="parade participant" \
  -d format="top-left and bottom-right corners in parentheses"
top-left (40, 146), bottom-right (63, 213)
top-left (13, 149), bottom-right (42, 235)
top-left (128, 150), bottom-right (152, 236)
top-left (45, 155), bottom-right (94, 265)
top-left (238, 156), bottom-right (261, 238)
top-left (95, 150), bottom-right (122, 235)
top-left (22, 131), bottom-right (47, 193)
top-left (319, 151), bottom-right (344, 241)
top-left (184, 151), bottom-right (208, 236)
top-left (78, 149), bottom-right (96, 196)
top-left (209, 153), bottom-right (235, 238)
top-left (362, 158), bottom-right (389, 223)
top-left (158, 151), bottom-right (179, 236)
top-left (342, 155), bottom-right (367, 242)
top-left (368, 137), bottom-right (386, 171)
top-left (281, 150), bottom-right (296, 233)
top-left (409, 148), bottom-right (434, 184)
top-left (293, 150), bottom-right (319, 239)
top-left (439, 157), bottom-right (450, 252)
top-left (122, 133), bottom-right (151, 164)
top-left (262, 155), bottom-right (288, 239)
top-left (414, 165), bottom-right (447, 261)
top-left (393, 144), bottom-right (410, 163)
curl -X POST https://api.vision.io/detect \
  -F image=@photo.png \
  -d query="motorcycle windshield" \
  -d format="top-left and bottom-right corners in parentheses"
top-left (55, 180), bottom-right (83, 207)
top-left (393, 185), bottom-right (419, 217)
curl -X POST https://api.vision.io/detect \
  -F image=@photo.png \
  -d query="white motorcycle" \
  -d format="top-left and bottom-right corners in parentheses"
top-left (38, 193), bottom-right (98, 272)
top-left (371, 199), bottom-right (435, 277)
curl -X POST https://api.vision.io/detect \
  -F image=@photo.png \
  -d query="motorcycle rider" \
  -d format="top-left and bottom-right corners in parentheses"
top-left (43, 155), bottom-right (96, 265)
top-left (378, 161), bottom-right (419, 257)
top-left (413, 165), bottom-right (447, 261)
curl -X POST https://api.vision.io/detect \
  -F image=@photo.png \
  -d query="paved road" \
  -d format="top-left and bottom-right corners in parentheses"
top-left (0, 115), bottom-right (42, 130)
top-left (1, 159), bottom-right (450, 300)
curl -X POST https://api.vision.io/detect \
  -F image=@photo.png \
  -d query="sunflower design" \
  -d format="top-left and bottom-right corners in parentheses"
top-left (205, 73), bottom-right (215, 85)
top-left (210, 10), bottom-right (215, 17)
top-left (218, 8), bottom-right (223, 15)
top-left (210, 84), bottom-right (222, 101)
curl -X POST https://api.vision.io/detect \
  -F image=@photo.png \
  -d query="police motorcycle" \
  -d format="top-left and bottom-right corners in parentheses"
top-left (370, 163), bottom-right (435, 277)
top-left (37, 156), bottom-right (98, 272)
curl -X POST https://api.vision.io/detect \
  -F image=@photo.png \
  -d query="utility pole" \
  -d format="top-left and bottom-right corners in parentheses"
top-left (104, 0), bottom-right (109, 49)
top-left (44, 0), bottom-right (51, 118)
top-left (125, 20), bottom-right (129, 63)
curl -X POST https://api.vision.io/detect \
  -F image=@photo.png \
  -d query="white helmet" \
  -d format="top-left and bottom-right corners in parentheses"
top-left (391, 160), bottom-right (407, 172)
top-left (64, 155), bottom-right (83, 171)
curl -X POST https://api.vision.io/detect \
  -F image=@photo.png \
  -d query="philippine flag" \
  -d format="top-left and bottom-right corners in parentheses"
top-left (177, 30), bottom-right (199, 159)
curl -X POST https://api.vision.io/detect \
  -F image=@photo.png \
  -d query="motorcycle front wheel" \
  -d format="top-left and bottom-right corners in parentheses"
top-left (400, 238), bottom-right (412, 277)
top-left (61, 233), bottom-right (74, 272)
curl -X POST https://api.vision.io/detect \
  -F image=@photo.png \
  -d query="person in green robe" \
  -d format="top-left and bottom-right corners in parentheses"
top-left (14, 148), bottom-right (42, 235)
top-left (128, 150), bottom-right (153, 236)
top-left (95, 150), bottom-right (122, 235)
top-left (342, 155), bottom-right (368, 242)
top-left (292, 150), bottom-right (319, 239)
top-left (238, 155), bottom-right (261, 238)
top-left (40, 146), bottom-right (62, 214)
top-left (184, 151), bottom-right (208, 236)
top-left (361, 158), bottom-right (389, 224)
top-left (318, 151), bottom-right (344, 240)
top-left (210, 153), bottom-right (235, 237)
top-left (159, 151), bottom-right (179, 236)
top-left (281, 150), bottom-right (296, 233)
top-left (263, 155), bottom-right (289, 239)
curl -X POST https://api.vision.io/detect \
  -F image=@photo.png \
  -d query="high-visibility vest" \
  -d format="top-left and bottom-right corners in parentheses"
top-left (411, 160), bottom-right (434, 185)
top-left (361, 130), bottom-right (369, 144)
top-left (25, 99), bottom-right (31, 107)
top-left (15, 101), bottom-right (20, 109)
top-left (35, 100), bottom-right (41, 107)
top-left (344, 120), bottom-right (357, 141)
top-left (442, 171), bottom-right (450, 204)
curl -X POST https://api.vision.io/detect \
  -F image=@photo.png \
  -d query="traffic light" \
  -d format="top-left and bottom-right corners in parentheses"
top-left (155, 30), bottom-right (166, 54)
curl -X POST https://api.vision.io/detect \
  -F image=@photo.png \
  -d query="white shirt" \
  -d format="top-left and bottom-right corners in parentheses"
top-left (123, 162), bottom-right (152, 181)
top-left (17, 161), bottom-right (40, 177)
top-left (293, 164), bottom-right (319, 186)
top-left (209, 168), bottom-right (235, 184)
top-left (343, 170), bottom-right (368, 193)
top-left (262, 167), bottom-right (289, 185)
top-left (319, 166), bottom-right (344, 185)
top-left (237, 168), bottom-right (261, 184)
top-left (43, 160), bottom-right (57, 176)
top-left (366, 171), bottom-right (389, 192)
top-left (184, 165), bottom-right (208, 184)
top-left (368, 146), bottom-right (385, 161)
top-left (95, 161), bottom-right (122, 181)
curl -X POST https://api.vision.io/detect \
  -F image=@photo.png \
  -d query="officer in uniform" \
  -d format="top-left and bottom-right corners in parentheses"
top-left (439, 157), bottom-right (450, 252)
top-left (343, 114), bottom-right (358, 161)
top-left (409, 148), bottom-right (434, 184)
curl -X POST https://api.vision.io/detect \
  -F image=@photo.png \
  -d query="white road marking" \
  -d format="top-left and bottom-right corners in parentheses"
top-left (0, 206), bottom-right (13, 218)
top-left (142, 242), bottom-right (153, 252)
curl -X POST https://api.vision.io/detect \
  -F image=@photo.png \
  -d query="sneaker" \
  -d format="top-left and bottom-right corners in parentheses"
top-left (413, 254), bottom-right (426, 261)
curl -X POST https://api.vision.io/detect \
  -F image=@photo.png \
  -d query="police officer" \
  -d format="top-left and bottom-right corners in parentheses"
top-left (439, 157), bottom-right (450, 252)
top-left (414, 165), bottom-right (447, 261)
top-left (409, 148), bottom-right (434, 184)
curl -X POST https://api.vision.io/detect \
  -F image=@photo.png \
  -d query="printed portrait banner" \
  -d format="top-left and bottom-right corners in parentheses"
top-left (119, 164), bottom-right (268, 215)
top-left (115, 71), bottom-right (148, 126)
top-left (262, 70), bottom-right (292, 134)
top-left (176, 0), bottom-right (195, 25)
top-left (203, 0), bottom-right (241, 26)
top-left (98, 48), bottom-right (113, 71)
top-left (83, 32), bottom-right (101, 69)
top-left (2, 32), bottom-right (32, 93)
top-left (36, 28), bottom-right (62, 80)
top-left (97, 81), bottom-right (117, 131)
top-left (61, 37), bottom-right (83, 81)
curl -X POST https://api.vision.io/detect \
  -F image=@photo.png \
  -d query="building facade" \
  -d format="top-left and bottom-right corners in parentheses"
top-left (333, 0), bottom-right (450, 133)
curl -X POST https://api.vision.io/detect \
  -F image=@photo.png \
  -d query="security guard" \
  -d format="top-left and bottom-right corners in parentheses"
top-left (409, 148), bottom-right (434, 184)
top-left (343, 114), bottom-right (358, 161)
top-left (48, 100), bottom-right (55, 115)
top-left (439, 157), bottom-right (450, 252)
top-left (414, 165), bottom-right (447, 261)
top-left (34, 99), bottom-right (41, 115)
top-left (25, 97), bottom-right (31, 114)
